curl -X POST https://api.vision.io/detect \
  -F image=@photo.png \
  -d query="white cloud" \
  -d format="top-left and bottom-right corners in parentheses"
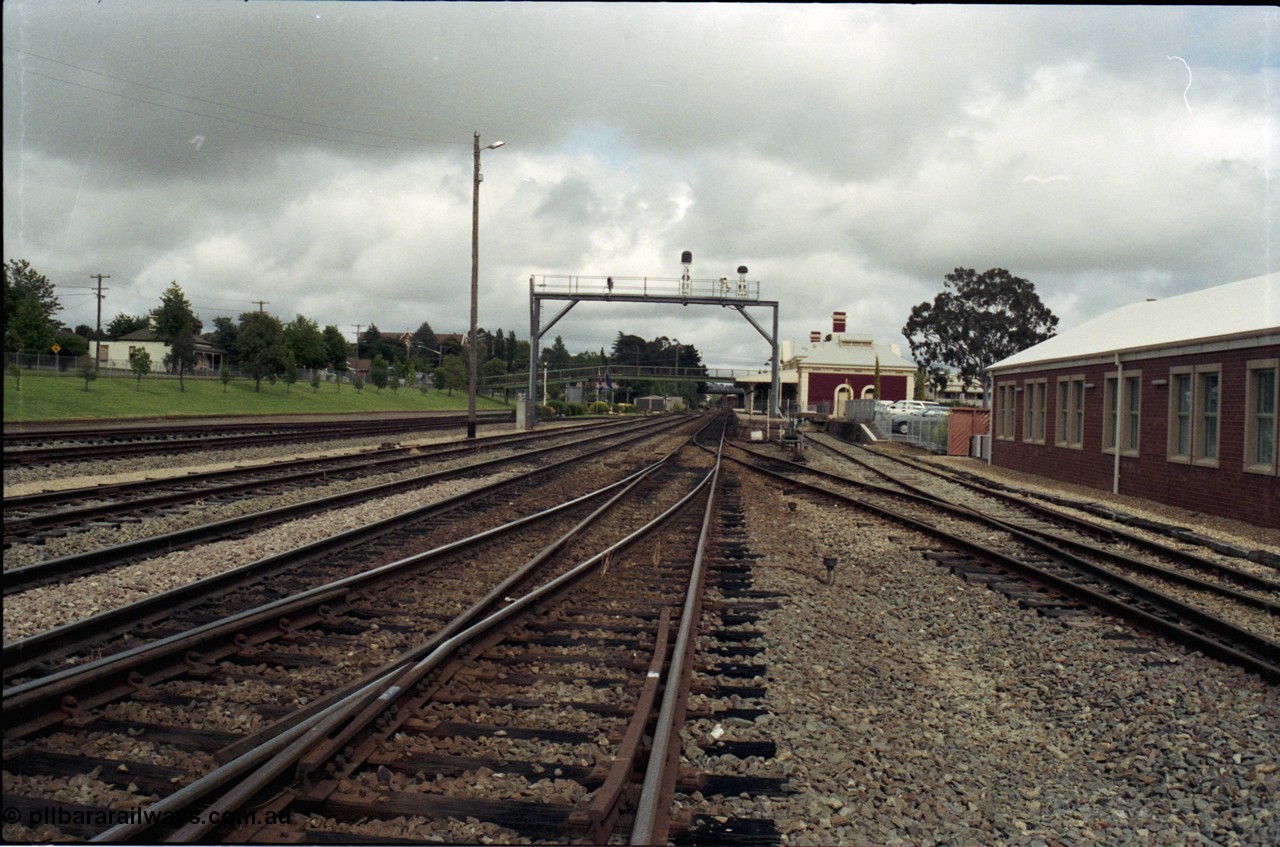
top-left (4, 3), bottom-right (1275, 365)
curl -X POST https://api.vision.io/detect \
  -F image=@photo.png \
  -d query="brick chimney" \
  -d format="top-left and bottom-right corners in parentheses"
top-left (810, 331), bottom-right (822, 343)
top-left (832, 311), bottom-right (847, 333)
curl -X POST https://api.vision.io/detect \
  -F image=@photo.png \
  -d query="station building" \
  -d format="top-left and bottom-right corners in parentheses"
top-left (737, 311), bottom-right (917, 417)
top-left (987, 273), bottom-right (1279, 529)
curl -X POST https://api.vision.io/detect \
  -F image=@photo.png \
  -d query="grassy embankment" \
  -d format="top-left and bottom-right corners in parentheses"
top-left (3, 371), bottom-right (511, 423)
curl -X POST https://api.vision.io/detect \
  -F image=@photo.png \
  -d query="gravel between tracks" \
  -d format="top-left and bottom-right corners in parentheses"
top-left (696, 464), bottom-right (1280, 847)
top-left (5, 424), bottom-right (1278, 846)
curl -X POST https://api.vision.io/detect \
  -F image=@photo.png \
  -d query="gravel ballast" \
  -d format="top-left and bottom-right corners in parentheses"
top-left (5, 424), bottom-right (1277, 846)
top-left (701, 464), bottom-right (1279, 847)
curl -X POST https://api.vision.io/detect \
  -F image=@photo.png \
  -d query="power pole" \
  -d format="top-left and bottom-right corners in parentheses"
top-left (252, 300), bottom-right (269, 313)
top-left (89, 274), bottom-right (110, 369)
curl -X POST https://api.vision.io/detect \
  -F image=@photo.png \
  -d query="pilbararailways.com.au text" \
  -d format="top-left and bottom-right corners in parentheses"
top-left (5, 805), bottom-right (291, 829)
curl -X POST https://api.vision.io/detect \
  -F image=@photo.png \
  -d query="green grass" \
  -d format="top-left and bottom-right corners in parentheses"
top-left (3, 371), bottom-right (512, 423)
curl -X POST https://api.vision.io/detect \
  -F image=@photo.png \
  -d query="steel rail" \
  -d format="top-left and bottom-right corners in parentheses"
top-left (727, 449), bottom-right (1280, 683)
top-left (821, 435), bottom-right (1280, 581)
top-left (1, 411), bottom-right (516, 466)
top-left (102, 421), bottom-right (725, 843)
top-left (749, 440), bottom-right (1280, 606)
top-left (2, 415), bottom-right (683, 598)
top-left (631, 425), bottom-right (724, 844)
top-left (3, 417), bottom-right (627, 514)
top-left (3, 437), bottom-right (691, 733)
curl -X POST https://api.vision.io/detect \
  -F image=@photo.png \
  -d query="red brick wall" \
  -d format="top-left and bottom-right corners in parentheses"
top-left (807, 372), bottom-right (908, 405)
top-left (991, 345), bottom-right (1280, 529)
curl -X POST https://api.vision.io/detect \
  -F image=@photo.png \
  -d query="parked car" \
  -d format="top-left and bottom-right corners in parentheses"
top-left (888, 400), bottom-right (948, 413)
top-left (891, 406), bottom-right (949, 434)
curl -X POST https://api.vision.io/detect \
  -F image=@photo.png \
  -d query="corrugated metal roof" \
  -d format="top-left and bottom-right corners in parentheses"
top-left (989, 272), bottom-right (1280, 371)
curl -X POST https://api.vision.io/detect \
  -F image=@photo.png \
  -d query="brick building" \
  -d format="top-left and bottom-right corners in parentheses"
top-left (738, 311), bottom-right (916, 417)
top-left (987, 273), bottom-right (1279, 529)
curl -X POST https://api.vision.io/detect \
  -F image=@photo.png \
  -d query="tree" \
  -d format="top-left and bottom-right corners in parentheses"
top-left (237, 311), bottom-right (288, 392)
top-left (505, 330), bottom-right (520, 371)
top-left (321, 325), bottom-right (350, 376)
top-left (76, 359), bottom-right (98, 391)
top-left (282, 349), bottom-right (299, 391)
top-left (151, 282), bottom-right (202, 391)
top-left (106, 313), bottom-right (151, 338)
top-left (129, 347), bottom-right (152, 390)
top-left (369, 355), bottom-right (390, 391)
top-left (210, 316), bottom-right (240, 370)
top-left (434, 354), bottom-right (466, 395)
top-left (903, 268), bottom-right (1058, 404)
top-left (284, 315), bottom-right (327, 370)
top-left (412, 321), bottom-right (438, 357)
top-left (4, 259), bottom-right (61, 353)
top-left (543, 335), bottom-right (573, 369)
top-left (359, 325), bottom-right (381, 361)
top-left (53, 331), bottom-right (89, 357)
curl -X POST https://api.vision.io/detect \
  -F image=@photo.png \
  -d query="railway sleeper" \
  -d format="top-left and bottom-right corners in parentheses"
top-left (364, 748), bottom-right (598, 784)
top-left (54, 716), bottom-right (242, 752)
top-left (291, 782), bottom-right (584, 841)
top-left (3, 747), bottom-right (192, 797)
top-left (670, 812), bottom-right (782, 847)
top-left (402, 717), bottom-right (616, 747)
top-left (698, 739), bottom-right (776, 759)
top-left (675, 766), bottom-right (790, 797)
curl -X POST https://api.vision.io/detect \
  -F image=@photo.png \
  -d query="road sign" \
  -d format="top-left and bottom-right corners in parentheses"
top-left (50, 344), bottom-right (61, 354)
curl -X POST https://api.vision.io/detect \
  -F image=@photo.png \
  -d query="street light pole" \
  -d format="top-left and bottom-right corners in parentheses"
top-left (469, 131), bottom-right (505, 439)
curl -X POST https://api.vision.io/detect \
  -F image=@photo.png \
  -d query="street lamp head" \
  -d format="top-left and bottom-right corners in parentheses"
top-left (487, 141), bottom-right (506, 150)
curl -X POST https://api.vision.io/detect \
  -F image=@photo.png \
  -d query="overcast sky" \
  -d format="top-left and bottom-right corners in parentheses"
top-left (4, 2), bottom-right (1276, 371)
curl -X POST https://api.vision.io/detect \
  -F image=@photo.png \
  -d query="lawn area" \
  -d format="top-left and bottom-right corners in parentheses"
top-left (3, 370), bottom-right (512, 422)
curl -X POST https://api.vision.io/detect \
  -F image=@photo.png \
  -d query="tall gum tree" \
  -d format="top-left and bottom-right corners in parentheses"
top-left (903, 268), bottom-right (1058, 404)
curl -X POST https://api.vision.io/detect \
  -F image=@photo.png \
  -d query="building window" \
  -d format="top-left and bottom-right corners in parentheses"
top-left (1022, 379), bottom-right (1046, 444)
top-left (1055, 375), bottom-right (1085, 448)
top-left (1171, 370), bottom-right (1193, 458)
top-left (1104, 371), bottom-right (1141, 455)
top-left (1199, 371), bottom-right (1220, 462)
top-left (996, 382), bottom-right (1017, 439)
top-left (1125, 376), bottom-right (1141, 451)
top-left (1167, 364), bottom-right (1220, 466)
top-left (1245, 360), bottom-right (1278, 475)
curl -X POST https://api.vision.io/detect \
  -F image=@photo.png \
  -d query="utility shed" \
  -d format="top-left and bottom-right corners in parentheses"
top-left (987, 272), bottom-right (1280, 529)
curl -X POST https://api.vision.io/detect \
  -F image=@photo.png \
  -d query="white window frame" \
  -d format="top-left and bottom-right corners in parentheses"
top-left (996, 381), bottom-right (1017, 440)
top-left (1244, 358), bottom-right (1278, 476)
top-left (1022, 379), bottom-right (1047, 444)
top-left (1167, 364), bottom-right (1221, 467)
top-left (1055, 375), bottom-right (1085, 449)
top-left (1103, 370), bottom-right (1141, 457)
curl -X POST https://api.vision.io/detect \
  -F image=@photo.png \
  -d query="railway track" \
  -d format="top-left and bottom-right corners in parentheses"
top-left (3, 416), bottom-right (700, 677)
top-left (2, 417), bottom-right (636, 557)
top-left (3, 418), bottom-right (626, 523)
top-left (725, 438), bottom-right (1280, 683)
top-left (2, 411), bottom-right (515, 468)
top-left (2, 417), bottom-right (682, 600)
top-left (3, 412), bottom-right (790, 844)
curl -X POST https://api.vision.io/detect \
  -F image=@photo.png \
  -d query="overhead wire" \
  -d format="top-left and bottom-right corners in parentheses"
top-left (2, 45), bottom-right (469, 153)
